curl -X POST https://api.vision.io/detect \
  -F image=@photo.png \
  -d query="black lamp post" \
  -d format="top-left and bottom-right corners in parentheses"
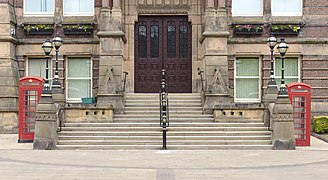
top-left (52, 33), bottom-right (63, 87)
top-left (277, 38), bottom-right (289, 96)
top-left (41, 39), bottom-right (53, 94)
top-left (267, 35), bottom-right (277, 89)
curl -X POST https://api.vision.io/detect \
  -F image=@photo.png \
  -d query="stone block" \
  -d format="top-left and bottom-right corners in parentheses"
top-left (273, 139), bottom-right (295, 150)
top-left (65, 106), bottom-right (113, 123)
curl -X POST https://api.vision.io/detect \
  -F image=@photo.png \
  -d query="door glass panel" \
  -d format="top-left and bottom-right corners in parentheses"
top-left (179, 25), bottom-right (188, 58)
top-left (138, 25), bottom-right (147, 58)
top-left (167, 25), bottom-right (176, 58)
top-left (151, 25), bottom-right (159, 58)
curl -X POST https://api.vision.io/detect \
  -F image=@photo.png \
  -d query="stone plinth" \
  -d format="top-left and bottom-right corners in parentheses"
top-left (97, 94), bottom-right (124, 114)
top-left (33, 95), bottom-right (57, 150)
top-left (272, 96), bottom-right (295, 150)
top-left (203, 93), bottom-right (230, 114)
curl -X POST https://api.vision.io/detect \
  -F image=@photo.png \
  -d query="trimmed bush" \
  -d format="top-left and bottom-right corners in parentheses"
top-left (313, 116), bottom-right (328, 133)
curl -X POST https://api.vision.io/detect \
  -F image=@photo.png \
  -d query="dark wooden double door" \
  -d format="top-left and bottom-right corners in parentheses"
top-left (135, 16), bottom-right (192, 93)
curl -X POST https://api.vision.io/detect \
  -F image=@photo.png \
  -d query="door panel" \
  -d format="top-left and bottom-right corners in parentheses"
top-left (135, 16), bottom-right (191, 93)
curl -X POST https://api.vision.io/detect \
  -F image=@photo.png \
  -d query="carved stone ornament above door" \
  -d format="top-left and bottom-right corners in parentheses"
top-left (137, 0), bottom-right (191, 14)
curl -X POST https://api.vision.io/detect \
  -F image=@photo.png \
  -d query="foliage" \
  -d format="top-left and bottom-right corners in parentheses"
top-left (313, 116), bottom-right (328, 133)
top-left (233, 24), bottom-right (263, 32)
top-left (23, 24), bottom-right (54, 33)
top-left (271, 25), bottom-right (300, 32)
top-left (63, 24), bottom-right (93, 32)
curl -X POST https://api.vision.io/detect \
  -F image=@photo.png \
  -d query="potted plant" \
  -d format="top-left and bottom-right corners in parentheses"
top-left (271, 24), bottom-right (300, 35)
top-left (63, 24), bottom-right (94, 35)
top-left (23, 24), bottom-right (54, 35)
top-left (233, 24), bottom-right (264, 35)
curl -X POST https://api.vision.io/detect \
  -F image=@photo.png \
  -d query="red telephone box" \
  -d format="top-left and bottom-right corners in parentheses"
top-left (287, 83), bottom-right (311, 146)
top-left (18, 76), bottom-right (44, 143)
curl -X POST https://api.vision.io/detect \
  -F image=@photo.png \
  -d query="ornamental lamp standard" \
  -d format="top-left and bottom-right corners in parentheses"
top-left (41, 39), bottom-right (53, 94)
top-left (52, 33), bottom-right (63, 87)
top-left (266, 35), bottom-right (278, 89)
top-left (277, 38), bottom-right (289, 96)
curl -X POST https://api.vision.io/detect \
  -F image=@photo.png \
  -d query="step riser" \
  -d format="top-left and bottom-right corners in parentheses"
top-left (58, 136), bottom-right (271, 141)
top-left (61, 127), bottom-right (269, 131)
top-left (64, 123), bottom-right (264, 128)
top-left (58, 141), bottom-right (272, 146)
top-left (59, 132), bottom-right (271, 136)
top-left (56, 145), bottom-right (273, 150)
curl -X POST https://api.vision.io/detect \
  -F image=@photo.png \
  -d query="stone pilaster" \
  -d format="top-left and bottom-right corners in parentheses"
top-left (201, 0), bottom-right (231, 113)
top-left (96, 3), bottom-right (125, 113)
top-left (0, 2), bottom-right (19, 133)
top-left (33, 94), bottom-right (58, 150)
top-left (271, 95), bottom-right (295, 150)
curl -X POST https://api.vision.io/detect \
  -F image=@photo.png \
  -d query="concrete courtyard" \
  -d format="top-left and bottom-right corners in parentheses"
top-left (0, 134), bottom-right (328, 180)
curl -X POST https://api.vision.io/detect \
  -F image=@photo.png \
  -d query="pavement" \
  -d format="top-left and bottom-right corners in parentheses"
top-left (0, 134), bottom-right (328, 180)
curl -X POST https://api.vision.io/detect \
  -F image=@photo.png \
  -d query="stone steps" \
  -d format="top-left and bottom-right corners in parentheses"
top-left (57, 93), bottom-right (272, 150)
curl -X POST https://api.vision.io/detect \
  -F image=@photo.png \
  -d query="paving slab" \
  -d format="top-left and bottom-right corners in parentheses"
top-left (0, 134), bottom-right (328, 180)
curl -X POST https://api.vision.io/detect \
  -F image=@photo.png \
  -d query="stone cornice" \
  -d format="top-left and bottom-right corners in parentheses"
top-left (97, 31), bottom-right (127, 43)
top-left (200, 31), bottom-right (230, 43)
top-left (228, 38), bottom-right (328, 44)
top-left (0, 35), bottom-right (18, 43)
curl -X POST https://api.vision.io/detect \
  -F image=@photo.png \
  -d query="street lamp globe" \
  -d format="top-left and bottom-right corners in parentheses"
top-left (52, 34), bottom-right (63, 50)
top-left (267, 35), bottom-right (277, 50)
top-left (42, 39), bottom-right (53, 55)
top-left (277, 39), bottom-right (288, 57)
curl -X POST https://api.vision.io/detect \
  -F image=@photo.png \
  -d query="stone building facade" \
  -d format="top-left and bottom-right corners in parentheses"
top-left (0, 0), bottom-right (328, 133)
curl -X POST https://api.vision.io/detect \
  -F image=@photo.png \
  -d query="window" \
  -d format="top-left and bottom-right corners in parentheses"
top-left (64, 0), bottom-right (94, 16)
top-left (27, 58), bottom-right (52, 85)
top-left (66, 57), bottom-right (92, 102)
top-left (235, 58), bottom-right (261, 102)
top-left (24, 0), bottom-right (54, 16)
top-left (272, 0), bottom-right (302, 16)
top-left (232, 0), bottom-right (263, 16)
top-left (275, 57), bottom-right (300, 88)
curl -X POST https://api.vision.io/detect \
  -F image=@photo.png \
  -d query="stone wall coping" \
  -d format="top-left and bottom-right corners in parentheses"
top-left (97, 93), bottom-right (123, 97)
top-left (214, 103), bottom-right (264, 110)
top-left (65, 105), bottom-right (113, 110)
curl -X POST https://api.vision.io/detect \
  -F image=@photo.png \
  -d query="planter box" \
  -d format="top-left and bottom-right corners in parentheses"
top-left (235, 29), bottom-right (263, 35)
top-left (64, 28), bottom-right (93, 35)
top-left (81, 97), bottom-right (95, 104)
top-left (25, 29), bottom-right (54, 35)
top-left (271, 29), bottom-right (299, 35)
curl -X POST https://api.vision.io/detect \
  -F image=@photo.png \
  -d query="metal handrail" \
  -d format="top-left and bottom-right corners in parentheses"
top-left (121, 71), bottom-right (128, 94)
top-left (197, 67), bottom-right (206, 93)
top-left (57, 106), bottom-right (65, 132)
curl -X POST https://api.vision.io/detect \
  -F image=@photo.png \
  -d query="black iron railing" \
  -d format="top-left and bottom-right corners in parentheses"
top-left (122, 71), bottom-right (128, 94)
top-left (160, 69), bottom-right (169, 150)
top-left (197, 67), bottom-right (206, 93)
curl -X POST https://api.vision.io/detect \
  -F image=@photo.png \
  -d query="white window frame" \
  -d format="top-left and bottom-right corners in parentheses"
top-left (274, 57), bottom-right (301, 87)
top-left (232, 0), bottom-right (263, 16)
top-left (271, 0), bottom-right (303, 16)
top-left (23, 0), bottom-right (55, 17)
top-left (26, 57), bottom-right (52, 86)
top-left (63, 0), bottom-right (95, 16)
top-left (66, 57), bottom-right (93, 103)
top-left (234, 57), bottom-right (261, 103)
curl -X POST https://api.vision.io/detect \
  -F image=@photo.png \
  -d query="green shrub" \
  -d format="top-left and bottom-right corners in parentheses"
top-left (313, 116), bottom-right (328, 133)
